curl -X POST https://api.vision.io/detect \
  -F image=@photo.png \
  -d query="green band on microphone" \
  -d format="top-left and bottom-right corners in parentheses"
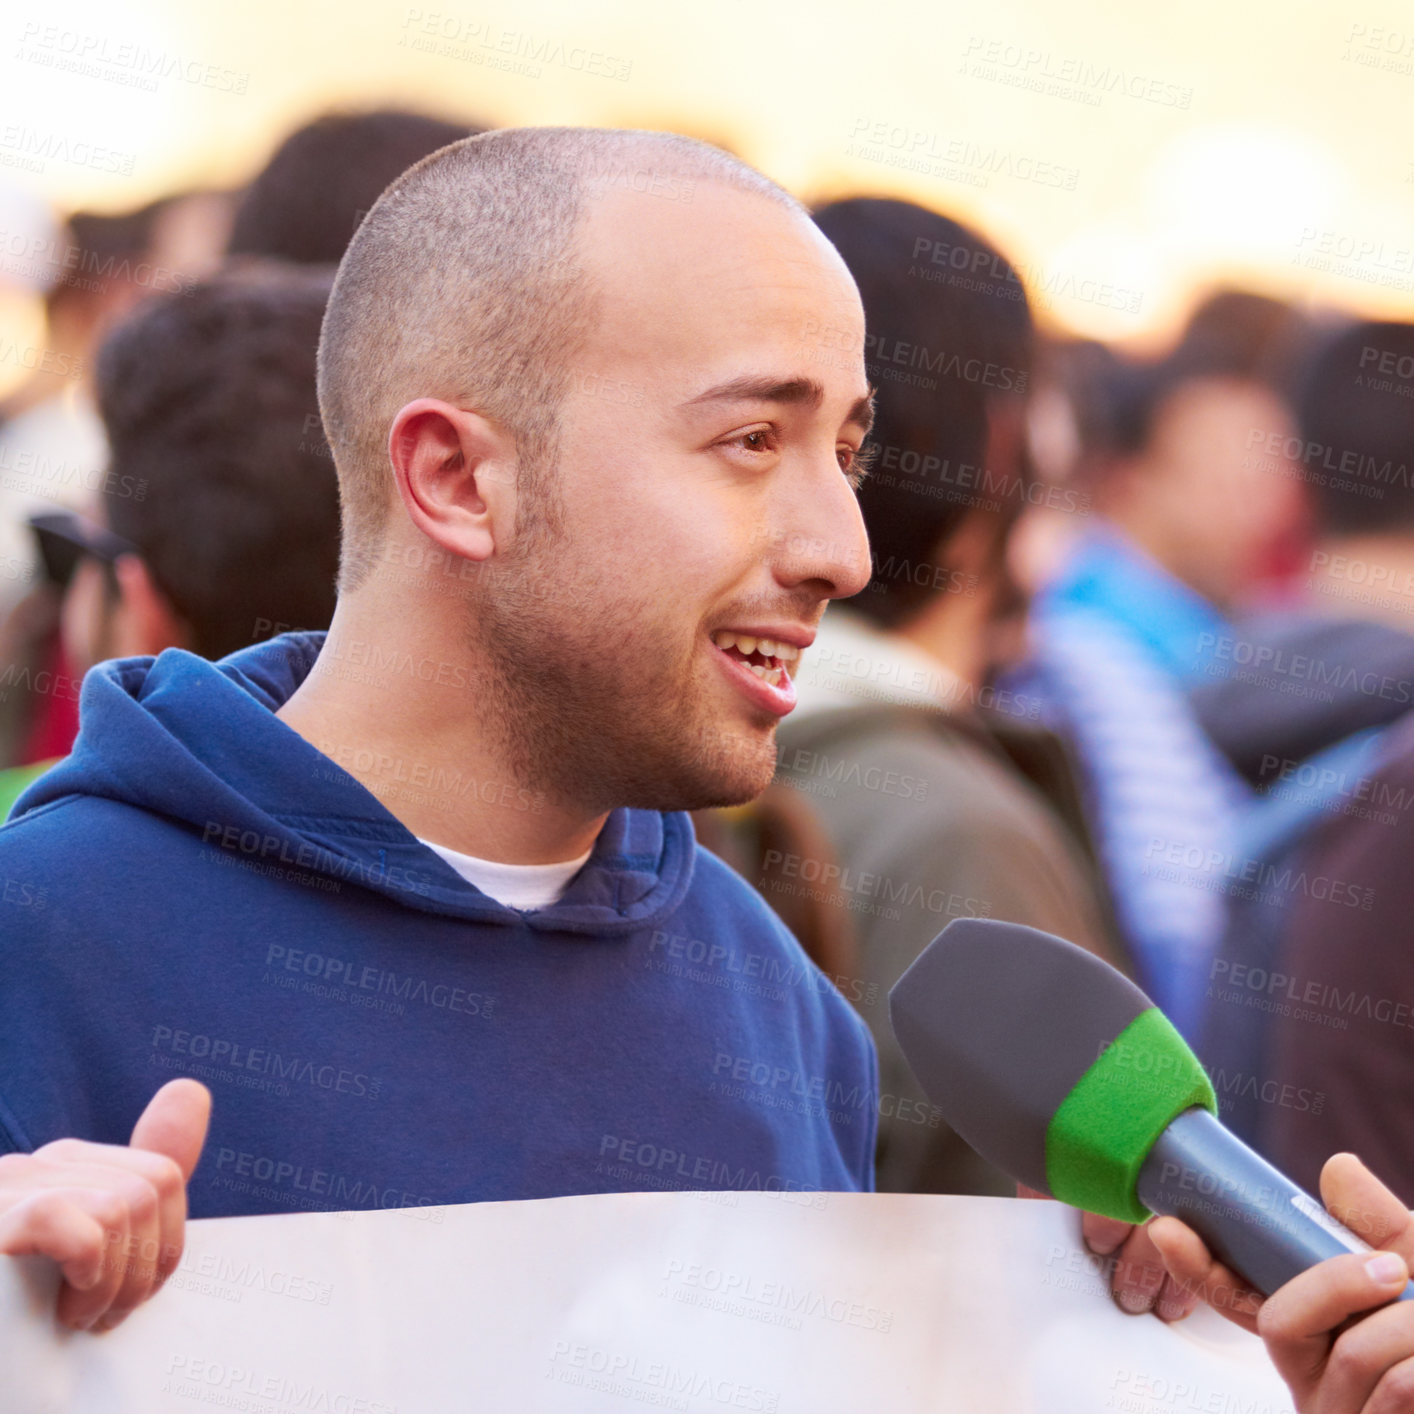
top-left (1045, 1007), bottom-right (1217, 1224)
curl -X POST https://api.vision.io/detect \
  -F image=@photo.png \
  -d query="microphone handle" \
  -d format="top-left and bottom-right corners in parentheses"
top-left (1134, 1107), bottom-right (1414, 1302)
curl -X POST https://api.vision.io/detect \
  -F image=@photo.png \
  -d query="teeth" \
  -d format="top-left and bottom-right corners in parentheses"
top-left (710, 630), bottom-right (801, 662)
top-left (710, 630), bottom-right (790, 689)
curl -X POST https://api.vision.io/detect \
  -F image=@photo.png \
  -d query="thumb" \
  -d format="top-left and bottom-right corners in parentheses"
top-left (130, 1078), bottom-right (212, 1181)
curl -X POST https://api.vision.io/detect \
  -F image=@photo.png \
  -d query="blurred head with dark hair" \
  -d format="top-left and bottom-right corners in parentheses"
top-left (48, 209), bottom-right (155, 313)
top-left (1296, 320), bottom-right (1414, 537)
top-left (1045, 298), bottom-right (1310, 612)
top-left (24, 207), bottom-right (161, 399)
top-left (142, 188), bottom-right (238, 285)
top-left (1171, 288), bottom-right (1312, 389)
top-left (1026, 337), bottom-right (1154, 482)
top-left (1045, 290), bottom-right (1313, 479)
top-left (811, 198), bottom-right (1033, 680)
top-left (228, 109), bottom-right (481, 265)
top-left (2, 195), bottom-right (233, 432)
top-left (63, 262), bottom-right (340, 671)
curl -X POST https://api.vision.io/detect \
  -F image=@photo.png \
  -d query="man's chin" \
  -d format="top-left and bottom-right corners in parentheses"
top-left (681, 777), bottom-right (773, 812)
top-left (680, 750), bottom-right (780, 812)
top-left (618, 730), bottom-right (779, 814)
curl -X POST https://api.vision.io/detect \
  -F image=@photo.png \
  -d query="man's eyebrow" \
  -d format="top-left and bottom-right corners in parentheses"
top-left (680, 375), bottom-right (876, 435)
top-left (681, 375), bottom-right (825, 411)
top-left (849, 387), bottom-right (877, 437)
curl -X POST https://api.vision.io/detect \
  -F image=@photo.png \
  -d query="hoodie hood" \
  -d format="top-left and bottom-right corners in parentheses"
top-left (13, 631), bottom-right (696, 935)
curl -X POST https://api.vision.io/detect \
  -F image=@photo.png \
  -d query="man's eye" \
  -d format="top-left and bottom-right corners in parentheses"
top-left (839, 441), bottom-right (878, 490)
top-left (718, 427), bottom-right (779, 458)
top-left (737, 429), bottom-right (774, 453)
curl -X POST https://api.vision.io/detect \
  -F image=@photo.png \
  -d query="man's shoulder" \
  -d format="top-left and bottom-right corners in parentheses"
top-left (0, 792), bottom-right (191, 902)
top-left (684, 839), bottom-right (802, 948)
top-left (3, 789), bottom-right (165, 843)
top-left (681, 838), bottom-right (877, 1055)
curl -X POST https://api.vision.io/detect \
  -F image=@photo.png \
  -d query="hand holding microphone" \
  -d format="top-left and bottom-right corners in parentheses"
top-left (1149, 1152), bottom-right (1414, 1411)
top-left (890, 919), bottom-right (1414, 1412)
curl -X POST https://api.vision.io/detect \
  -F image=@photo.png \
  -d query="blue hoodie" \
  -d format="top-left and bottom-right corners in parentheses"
top-left (0, 633), bottom-right (876, 1217)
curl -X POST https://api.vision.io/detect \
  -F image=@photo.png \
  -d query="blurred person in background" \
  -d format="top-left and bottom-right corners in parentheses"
top-left (1, 188), bottom-right (238, 534)
top-left (1032, 295), bottom-right (1310, 682)
top-left (144, 188), bottom-right (238, 282)
top-left (1188, 311), bottom-right (1414, 785)
top-left (1002, 300), bottom-right (1311, 1037)
top-left (0, 206), bottom-right (147, 468)
top-left (1017, 292), bottom-right (1311, 598)
top-left (754, 197), bottom-right (1128, 1199)
top-left (0, 263), bottom-right (341, 816)
top-left (0, 105), bottom-right (472, 774)
top-left (1199, 319), bottom-right (1414, 1190)
top-left (0, 190), bottom-right (235, 770)
top-left (227, 108), bottom-right (481, 266)
top-left (0, 204), bottom-right (161, 770)
top-left (0, 207), bottom-right (150, 593)
top-left (0, 183), bottom-right (66, 762)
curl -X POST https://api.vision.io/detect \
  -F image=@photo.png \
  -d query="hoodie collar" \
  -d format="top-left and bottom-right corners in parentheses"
top-left (13, 632), bottom-right (695, 935)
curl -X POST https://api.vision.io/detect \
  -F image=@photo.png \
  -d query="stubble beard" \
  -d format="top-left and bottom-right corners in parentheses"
top-left (471, 530), bottom-right (779, 816)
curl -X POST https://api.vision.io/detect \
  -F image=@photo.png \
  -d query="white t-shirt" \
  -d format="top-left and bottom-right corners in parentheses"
top-left (416, 836), bottom-right (595, 911)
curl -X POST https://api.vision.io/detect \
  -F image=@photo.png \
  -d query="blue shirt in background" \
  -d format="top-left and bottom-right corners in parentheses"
top-left (1039, 525), bottom-right (1231, 686)
top-left (1007, 526), bottom-right (1249, 1039)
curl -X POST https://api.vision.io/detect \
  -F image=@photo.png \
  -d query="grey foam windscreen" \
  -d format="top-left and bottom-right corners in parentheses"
top-left (888, 918), bottom-right (1154, 1193)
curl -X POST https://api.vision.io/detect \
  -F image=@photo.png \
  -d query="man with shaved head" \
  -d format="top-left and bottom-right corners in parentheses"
top-left (296, 127), bottom-right (876, 842)
top-left (0, 128), bottom-right (878, 1331)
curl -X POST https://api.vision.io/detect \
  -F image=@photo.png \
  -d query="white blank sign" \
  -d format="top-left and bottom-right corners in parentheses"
top-left (0, 1190), bottom-right (1292, 1413)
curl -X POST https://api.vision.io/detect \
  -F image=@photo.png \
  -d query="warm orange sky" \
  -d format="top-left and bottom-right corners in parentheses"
top-left (2, 0), bottom-right (1413, 346)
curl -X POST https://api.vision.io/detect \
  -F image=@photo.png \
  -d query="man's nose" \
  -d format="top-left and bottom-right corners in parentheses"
top-left (770, 472), bottom-right (872, 601)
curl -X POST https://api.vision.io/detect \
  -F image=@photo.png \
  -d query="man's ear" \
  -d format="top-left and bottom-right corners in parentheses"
top-left (387, 399), bottom-right (519, 565)
top-left (110, 554), bottom-right (189, 658)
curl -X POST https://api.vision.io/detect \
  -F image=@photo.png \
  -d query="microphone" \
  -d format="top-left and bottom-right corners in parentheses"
top-left (888, 917), bottom-right (1414, 1302)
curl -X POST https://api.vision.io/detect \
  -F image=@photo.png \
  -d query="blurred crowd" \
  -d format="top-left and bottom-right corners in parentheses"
top-left (3, 107), bottom-right (1412, 1206)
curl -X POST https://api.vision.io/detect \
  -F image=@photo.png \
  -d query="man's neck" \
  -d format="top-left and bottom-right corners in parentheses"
top-left (1305, 532), bottom-right (1414, 635)
top-left (276, 597), bottom-right (608, 865)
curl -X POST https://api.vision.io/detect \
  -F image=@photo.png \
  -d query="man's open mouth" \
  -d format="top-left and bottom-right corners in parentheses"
top-left (709, 630), bottom-right (800, 689)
